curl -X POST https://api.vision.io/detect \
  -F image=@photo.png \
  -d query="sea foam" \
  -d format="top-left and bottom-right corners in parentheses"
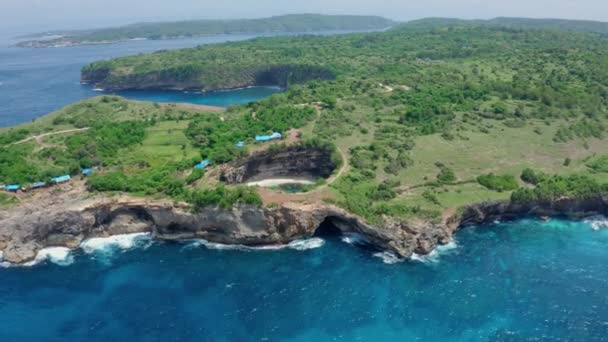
top-left (373, 251), bottom-right (403, 264)
top-left (80, 233), bottom-right (152, 254)
top-left (410, 241), bottom-right (458, 264)
top-left (23, 247), bottom-right (74, 267)
top-left (340, 232), bottom-right (369, 245)
top-left (584, 216), bottom-right (608, 231)
top-left (186, 237), bottom-right (325, 252)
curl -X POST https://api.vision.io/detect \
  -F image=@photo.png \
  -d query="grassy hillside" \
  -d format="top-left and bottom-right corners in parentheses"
top-left (5, 23), bottom-right (608, 224)
top-left (18, 14), bottom-right (394, 47)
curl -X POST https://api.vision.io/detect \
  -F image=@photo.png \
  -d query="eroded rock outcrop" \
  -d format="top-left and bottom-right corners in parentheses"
top-left (0, 195), bottom-right (453, 265)
top-left (221, 146), bottom-right (335, 184)
top-left (459, 196), bottom-right (608, 226)
top-left (81, 64), bottom-right (336, 92)
top-left (1, 191), bottom-right (606, 265)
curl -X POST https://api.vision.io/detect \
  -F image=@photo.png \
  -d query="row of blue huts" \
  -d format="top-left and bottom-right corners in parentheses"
top-left (2, 168), bottom-right (94, 193)
top-left (193, 132), bottom-right (282, 170)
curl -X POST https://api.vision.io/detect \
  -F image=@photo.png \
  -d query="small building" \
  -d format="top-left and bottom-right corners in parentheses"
top-left (194, 160), bottom-right (210, 170)
top-left (4, 184), bottom-right (20, 192)
top-left (255, 132), bottom-right (282, 142)
top-left (31, 182), bottom-right (47, 189)
top-left (82, 168), bottom-right (93, 176)
top-left (235, 141), bottom-right (245, 148)
top-left (51, 175), bottom-right (71, 184)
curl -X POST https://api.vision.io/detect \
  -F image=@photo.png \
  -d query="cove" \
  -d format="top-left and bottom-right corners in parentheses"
top-left (1, 218), bottom-right (607, 341)
top-left (105, 86), bottom-right (283, 108)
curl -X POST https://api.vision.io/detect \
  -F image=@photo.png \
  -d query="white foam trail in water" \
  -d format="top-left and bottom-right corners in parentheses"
top-left (23, 247), bottom-right (74, 267)
top-left (287, 238), bottom-right (325, 250)
top-left (92, 88), bottom-right (104, 92)
top-left (186, 237), bottom-right (325, 252)
top-left (80, 233), bottom-right (152, 254)
top-left (373, 251), bottom-right (403, 264)
top-left (340, 232), bottom-right (369, 245)
top-left (410, 241), bottom-right (458, 264)
top-left (584, 216), bottom-right (608, 231)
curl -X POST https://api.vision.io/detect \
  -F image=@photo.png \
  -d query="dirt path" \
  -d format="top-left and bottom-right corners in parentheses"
top-left (10, 128), bottom-right (90, 146)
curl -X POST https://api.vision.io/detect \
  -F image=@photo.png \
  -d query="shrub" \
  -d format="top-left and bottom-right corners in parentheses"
top-left (437, 166), bottom-right (456, 184)
top-left (587, 155), bottom-right (608, 173)
top-left (477, 173), bottom-right (519, 192)
top-left (188, 185), bottom-right (262, 210)
top-left (520, 168), bottom-right (544, 185)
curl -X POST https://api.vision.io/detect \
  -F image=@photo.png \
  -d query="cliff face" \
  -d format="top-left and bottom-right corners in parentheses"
top-left (0, 198), bottom-right (451, 264)
top-left (460, 196), bottom-right (608, 226)
top-left (1, 193), bottom-right (606, 265)
top-left (220, 147), bottom-right (335, 184)
top-left (81, 64), bottom-right (336, 92)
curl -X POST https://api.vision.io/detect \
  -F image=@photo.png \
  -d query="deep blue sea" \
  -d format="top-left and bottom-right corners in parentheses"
top-left (0, 32), bottom-right (282, 127)
top-left (5, 28), bottom-right (405, 127)
top-left (1, 218), bottom-right (608, 341)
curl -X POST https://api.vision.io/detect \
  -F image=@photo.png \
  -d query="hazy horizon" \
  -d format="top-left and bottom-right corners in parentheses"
top-left (2, 0), bottom-right (608, 34)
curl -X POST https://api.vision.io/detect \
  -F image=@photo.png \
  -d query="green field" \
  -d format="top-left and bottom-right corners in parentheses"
top-left (4, 20), bottom-right (608, 224)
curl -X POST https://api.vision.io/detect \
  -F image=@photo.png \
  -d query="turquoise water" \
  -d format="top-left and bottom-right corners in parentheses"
top-left (111, 86), bottom-right (283, 108)
top-left (1, 218), bottom-right (608, 341)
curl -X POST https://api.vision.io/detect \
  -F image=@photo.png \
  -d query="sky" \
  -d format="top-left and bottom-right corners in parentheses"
top-left (1, 0), bottom-right (607, 34)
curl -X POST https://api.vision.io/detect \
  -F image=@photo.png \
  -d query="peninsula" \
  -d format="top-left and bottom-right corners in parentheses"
top-left (2, 18), bottom-right (608, 264)
top-left (15, 14), bottom-right (395, 48)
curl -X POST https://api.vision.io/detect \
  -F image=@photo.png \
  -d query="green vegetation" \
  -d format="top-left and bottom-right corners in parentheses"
top-left (19, 14), bottom-right (394, 47)
top-left (512, 170), bottom-right (608, 203)
top-left (188, 185), bottom-right (262, 210)
top-left (6, 19), bottom-right (608, 223)
top-left (401, 17), bottom-right (608, 35)
top-left (185, 104), bottom-right (315, 163)
top-left (587, 155), bottom-right (608, 173)
top-left (477, 173), bottom-right (519, 192)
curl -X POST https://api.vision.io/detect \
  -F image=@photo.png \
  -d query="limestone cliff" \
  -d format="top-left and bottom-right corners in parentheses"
top-left (0, 197), bottom-right (452, 264)
top-left (81, 64), bottom-right (336, 92)
top-left (1, 189), bottom-right (606, 265)
top-left (220, 146), bottom-right (335, 184)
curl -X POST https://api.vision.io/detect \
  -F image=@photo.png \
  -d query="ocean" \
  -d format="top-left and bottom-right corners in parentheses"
top-left (1, 218), bottom-right (608, 341)
top-left (0, 28), bottom-right (381, 127)
top-left (2, 30), bottom-right (608, 341)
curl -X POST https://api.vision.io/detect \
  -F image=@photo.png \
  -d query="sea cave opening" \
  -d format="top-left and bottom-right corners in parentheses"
top-left (314, 217), bottom-right (344, 237)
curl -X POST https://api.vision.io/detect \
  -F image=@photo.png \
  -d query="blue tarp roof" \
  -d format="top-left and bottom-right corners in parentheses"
top-left (255, 132), bottom-right (282, 142)
top-left (82, 168), bottom-right (93, 175)
top-left (31, 182), bottom-right (46, 188)
top-left (51, 175), bottom-right (71, 183)
top-left (194, 160), bottom-right (210, 169)
top-left (4, 184), bottom-right (20, 191)
top-left (235, 141), bottom-right (245, 147)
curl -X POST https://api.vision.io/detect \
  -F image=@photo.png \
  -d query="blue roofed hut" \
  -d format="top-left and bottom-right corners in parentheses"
top-left (4, 184), bottom-right (20, 192)
top-left (82, 168), bottom-right (93, 176)
top-left (31, 182), bottom-right (47, 189)
top-left (51, 175), bottom-right (71, 184)
top-left (255, 132), bottom-right (282, 142)
top-left (194, 160), bottom-right (210, 170)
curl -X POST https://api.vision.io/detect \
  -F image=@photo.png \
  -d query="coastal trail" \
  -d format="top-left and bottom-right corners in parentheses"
top-left (9, 128), bottom-right (90, 146)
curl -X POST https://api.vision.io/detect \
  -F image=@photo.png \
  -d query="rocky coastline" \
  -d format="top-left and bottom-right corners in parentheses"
top-left (1, 191), bottom-right (606, 266)
top-left (80, 64), bottom-right (336, 92)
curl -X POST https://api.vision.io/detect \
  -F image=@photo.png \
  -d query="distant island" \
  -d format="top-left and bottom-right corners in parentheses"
top-left (15, 14), bottom-right (395, 48)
